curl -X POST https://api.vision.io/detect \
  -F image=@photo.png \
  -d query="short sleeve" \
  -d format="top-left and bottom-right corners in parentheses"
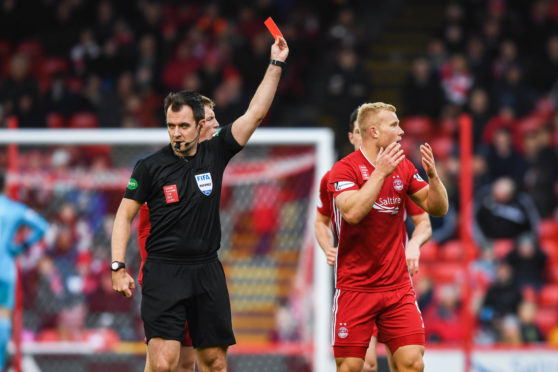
top-left (317, 171), bottom-right (331, 217)
top-left (405, 195), bottom-right (424, 216)
top-left (328, 160), bottom-right (359, 198)
top-left (211, 124), bottom-right (243, 161)
top-left (406, 159), bottom-right (428, 195)
top-left (123, 159), bottom-right (152, 203)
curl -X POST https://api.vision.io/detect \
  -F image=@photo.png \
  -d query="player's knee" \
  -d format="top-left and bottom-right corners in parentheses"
top-left (178, 361), bottom-right (195, 372)
top-left (362, 360), bottom-right (377, 372)
top-left (396, 352), bottom-right (423, 372)
top-left (335, 357), bottom-right (363, 372)
top-left (151, 357), bottom-right (178, 372)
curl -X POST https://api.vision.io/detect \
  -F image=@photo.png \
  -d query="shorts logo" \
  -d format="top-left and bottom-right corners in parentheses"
top-left (338, 325), bottom-right (349, 339)
top-left (127, 178), bottom-right (138, 190)
top-left (335, 181), bottom-right (355, 191)
top-left (393, 178), bottom-right (404, 191)
top-left (195, 173), bottom-right (213, 196)
top-left (164, 184), bottom-right (179, 203)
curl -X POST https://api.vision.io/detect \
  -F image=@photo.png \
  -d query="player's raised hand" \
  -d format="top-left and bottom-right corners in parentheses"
top-left (112, 270), bottom-right (135, 298)
top-left (375, 142), bottom-right (405, 177)
top-left (420, 143), bottom-right (439, 179)
top-left (271, 36), bottom-right (289, 62)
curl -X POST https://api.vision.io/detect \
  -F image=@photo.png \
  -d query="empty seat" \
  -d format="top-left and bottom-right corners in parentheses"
top-left (419, 241), bottom-right (438, 262)
top-left (46, 112), bottom-right (66, 128)
top-left (401, 116), bottom-right (434, 140)
top-left (429, 135), bottom-right (455, 161)
top-left (430, 262), bottom-right (464, 283)
top-left (538, 285), bottom-right (558, 307)
top-left (438, 240), bottom-right (463, 261)
top-left (69, 112), bottom-right (98, 128)
top-left (534, 306), bottom-right (558, 337)
top-left (493, 239), bottom-right (514, 260)
top-left (539, 219), bottom-right (558, 241)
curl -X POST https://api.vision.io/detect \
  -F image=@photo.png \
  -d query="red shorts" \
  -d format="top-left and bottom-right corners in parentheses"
top-left (331, 285), bottom-right (424, 358)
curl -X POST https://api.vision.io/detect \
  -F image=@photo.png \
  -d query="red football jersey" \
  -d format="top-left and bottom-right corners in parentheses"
top-left (328, 149), bottom-right (427, 291)
top-left (137, 203), bottom-right (151, 285)
top-left (317, 170), bottom-right (332, 217)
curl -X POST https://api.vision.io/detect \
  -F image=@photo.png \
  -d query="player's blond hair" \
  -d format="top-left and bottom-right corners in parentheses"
top-left (201, 95), bottom-right (215, 109)
top-left (357, 102), bottom-right (396, 137)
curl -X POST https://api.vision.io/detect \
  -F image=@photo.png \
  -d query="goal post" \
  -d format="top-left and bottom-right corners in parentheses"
top-left (0, 127), bottom-right (336, 372)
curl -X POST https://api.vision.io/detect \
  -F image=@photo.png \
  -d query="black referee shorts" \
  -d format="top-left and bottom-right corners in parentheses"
top-left (141, 258), bottom-right (236, 348)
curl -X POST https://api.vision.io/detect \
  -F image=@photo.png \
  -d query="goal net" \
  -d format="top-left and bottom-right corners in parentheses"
top-left (0, 127), bottom-right (335, 372)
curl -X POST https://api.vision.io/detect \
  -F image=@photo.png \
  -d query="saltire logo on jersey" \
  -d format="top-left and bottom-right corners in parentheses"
top-left (335, 181), bottom-right (355, 191)
top-left (127, 178), bottom-right (138, 190)
top-left (195, 173), bottom-right (213, 195)
top-left (373, 196), bottom-right (401, 214)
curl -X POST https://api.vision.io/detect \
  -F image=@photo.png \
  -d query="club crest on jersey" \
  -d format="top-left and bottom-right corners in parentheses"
top-left (195, 173), bottom-right (213, 195)
top-left (393, 178), bottom-right (404, 191)
top-left (337, 323), bottom-right (349, 339)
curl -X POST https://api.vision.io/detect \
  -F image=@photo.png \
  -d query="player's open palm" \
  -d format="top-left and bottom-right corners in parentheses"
top-left (271, 36), bottom-right (289, 62)
top-left (375, 142), bottom-right (405, 177)
top-left (112, 271), bottom-right (135, 298)
top-left (420, 143), bottom-right (438, 179)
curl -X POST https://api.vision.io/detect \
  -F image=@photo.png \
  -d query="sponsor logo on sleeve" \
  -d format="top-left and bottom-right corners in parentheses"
top-left (359, 165), bottom-right (369, 180)
top-left (413, 173), bottom-right (425, 182)
top-left (334, 181), bottom-right (355, 191)
top-left (195, 173), bottom-right (213, 195)
top-left (127, 178), bottom-right (138, 190)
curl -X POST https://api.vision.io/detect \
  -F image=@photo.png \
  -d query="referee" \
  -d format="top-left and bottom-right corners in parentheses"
top-left (111, 36), bottom-right (288, 372)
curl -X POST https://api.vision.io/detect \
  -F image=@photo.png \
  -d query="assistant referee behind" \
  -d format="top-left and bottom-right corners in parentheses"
top-left (111, 36), bottom-right (289, 372)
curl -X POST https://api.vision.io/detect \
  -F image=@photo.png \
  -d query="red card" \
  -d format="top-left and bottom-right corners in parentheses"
top-left (264, 17), bottom-right (283, 39)
top-left (163, 184), bottom-right (179, 204)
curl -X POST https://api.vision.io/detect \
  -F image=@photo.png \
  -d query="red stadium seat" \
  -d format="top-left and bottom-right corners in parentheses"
top-left (401, 116), bottom-right (434, 140)
top-left (46, 113), bottom-right (66, 128)
top-left (430, 262), bottom-right (464, 283)
top-left (493, 239), bottom-right (514, 260)
top-left (419, 241), bottom-right (438, 262)
top-left (547, 264), bottom-right (558, 284)
top-left (534, 307), bottom-right (558, 337)
top-left (540, 240), bottom-right (558, 263)
top-left (17, 39), bottom-right (43, 58)
top-left (0, 40), bottom-right (11, 58)
top-left (69, 112), bottom-right (98, 128)
top-left (41, 57), bottom-right (68, 77)
top-left (539, 219), bottom-right (558, 241)
top-left (429, 135), bottom-right (454, 161)
top-left (438, 240), bottom-right (463, 261)
top-left (538, 285), bottom-right (558, 307)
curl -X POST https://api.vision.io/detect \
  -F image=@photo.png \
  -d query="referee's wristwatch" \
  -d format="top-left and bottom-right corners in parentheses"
top-left (111, 261), bottom-right (126, 272)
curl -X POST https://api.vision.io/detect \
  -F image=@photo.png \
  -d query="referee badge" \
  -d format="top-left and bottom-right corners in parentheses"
top-left (195, 173), bottom-right (213, 196)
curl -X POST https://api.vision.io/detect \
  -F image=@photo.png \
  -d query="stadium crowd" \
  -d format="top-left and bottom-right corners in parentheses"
top-left (0, 0), bottom-right (557, 349)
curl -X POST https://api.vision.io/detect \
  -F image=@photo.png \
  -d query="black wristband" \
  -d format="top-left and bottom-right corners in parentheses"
top-left (270, 59), bottom-right (286, 68)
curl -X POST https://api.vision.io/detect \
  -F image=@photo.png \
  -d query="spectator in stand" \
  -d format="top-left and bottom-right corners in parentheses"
top-left (426, 38), bottom-right (448, 75)
top-left (498, 315), bottom-right (522, 345)
top-left (486, 127), bottom-right (526, 183)
top-left (402, 57), bottom-right (444, 118)
top-left (522, 127), bottom-right (558, 218)
top-left (440, 54), bottom-right (473, 107)
top-left (531, 35), bottom-right (558, 95)
top-left (474, 177), bottom-right (540, 247)
top-left (517, 300), bottom-right (544, 343)
top-left (0, 53), bottom-right (43, 127)
top-left (492, 39), bottom-right (523, 81)
top-left (479, 262), bottom-right (523, 333)
top-left (424, 284), bottom-right (463, 344)
top-left (491, 64), bottom-right (535, 117)
top-left (467, 88), bottom-right (492, 146)
top-left (504, 233), bottom-right (547, 291)
top-left (481, 105), bottom-right (518, 149)
top-left (466, 37), bottom-right (492, 90)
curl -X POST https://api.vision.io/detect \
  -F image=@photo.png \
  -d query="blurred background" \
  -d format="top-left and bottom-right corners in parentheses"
top-left (1, 0), bottom-right (558, 371)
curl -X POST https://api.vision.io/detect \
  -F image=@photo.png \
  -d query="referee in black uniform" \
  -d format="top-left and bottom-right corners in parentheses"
top-left (111, 36), bottom-right (288, 372)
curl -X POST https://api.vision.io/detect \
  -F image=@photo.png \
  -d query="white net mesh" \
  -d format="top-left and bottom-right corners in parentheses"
top-left (1, 128), bottom-right (334, 372)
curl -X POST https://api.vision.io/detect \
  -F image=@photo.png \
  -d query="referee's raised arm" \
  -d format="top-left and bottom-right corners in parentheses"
top-left (231, 36), bottom-right (289, 146)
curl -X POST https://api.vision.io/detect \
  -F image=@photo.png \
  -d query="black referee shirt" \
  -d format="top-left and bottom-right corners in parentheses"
top-left (124, 124), bottom-right (243, 262)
